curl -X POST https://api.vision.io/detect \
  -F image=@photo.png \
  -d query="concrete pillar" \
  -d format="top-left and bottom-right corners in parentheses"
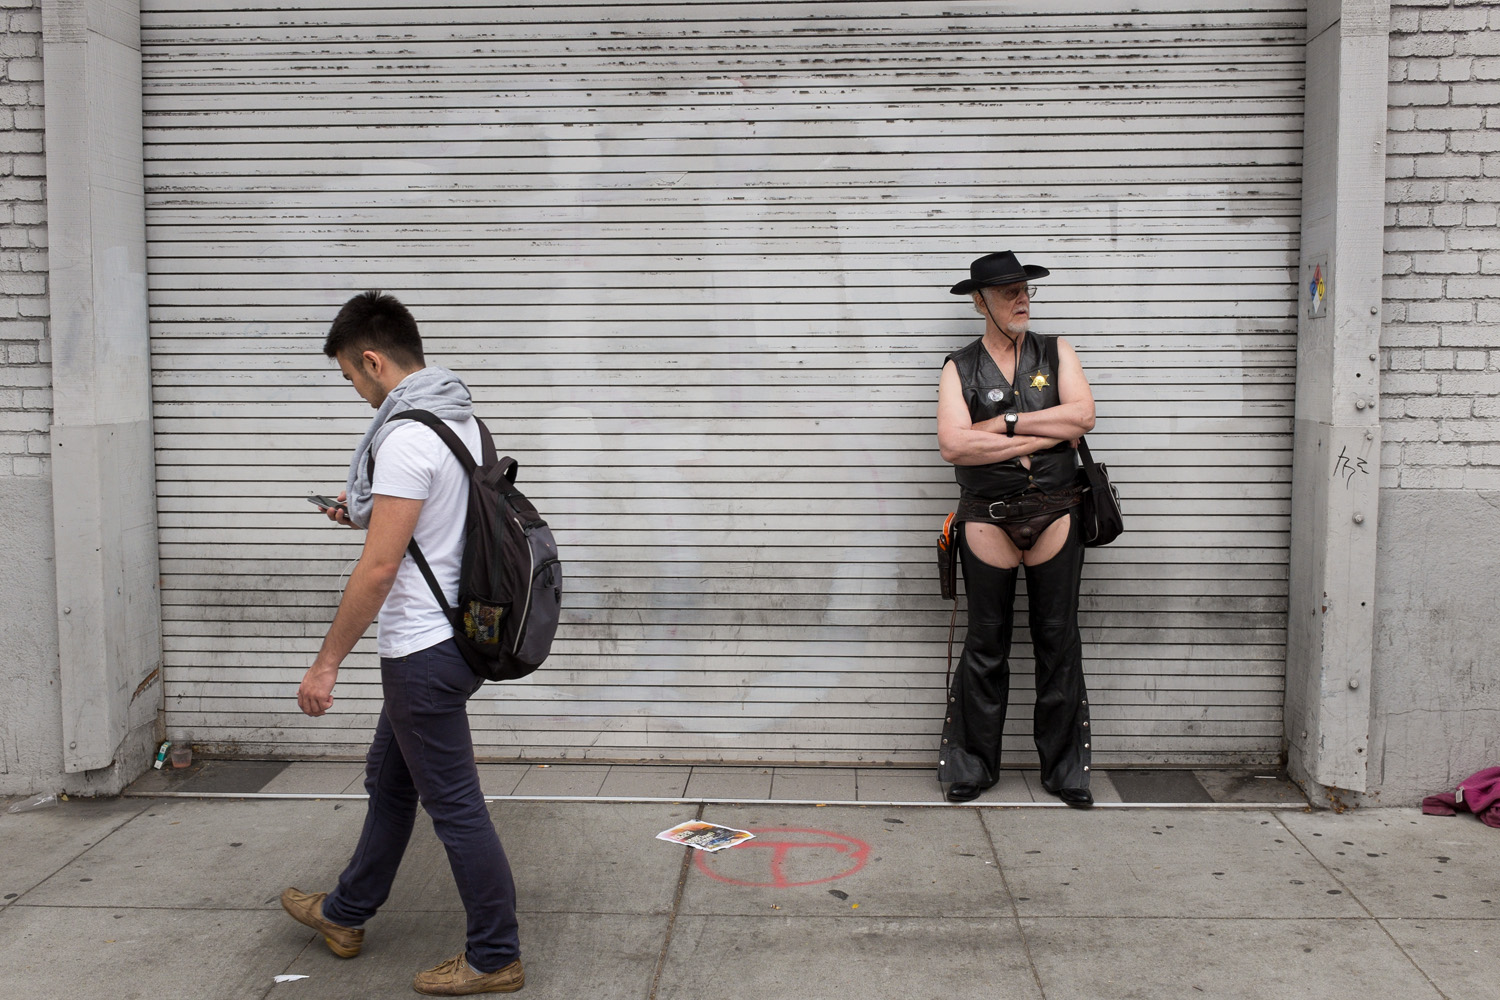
top-left (42, 0), bottom-right (161, 784)
top-left (1285, 0), bottom-right (1391, 797)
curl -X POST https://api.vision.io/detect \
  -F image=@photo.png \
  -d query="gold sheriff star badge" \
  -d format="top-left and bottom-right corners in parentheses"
top-left (1029, 372), bottom-right (1050, 390)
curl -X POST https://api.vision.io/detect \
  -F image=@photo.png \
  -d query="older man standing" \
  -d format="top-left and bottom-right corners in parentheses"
top-left (935, 252), bottom-right (1098, 807)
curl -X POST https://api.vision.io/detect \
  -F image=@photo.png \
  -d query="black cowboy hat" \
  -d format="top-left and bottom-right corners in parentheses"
top-left (949, 251), bottom-right (1050, 295)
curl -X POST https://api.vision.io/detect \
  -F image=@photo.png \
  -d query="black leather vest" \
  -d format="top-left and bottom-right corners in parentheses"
top-left (945, 332), bottom-right (1075, 498)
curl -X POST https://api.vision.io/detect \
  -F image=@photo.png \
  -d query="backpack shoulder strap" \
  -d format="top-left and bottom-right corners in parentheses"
top-left (377, 409), bottom-right (484, 619)
top-left (404, 539), bottom-right (453, 617)
top-left (392, 412), bottom-right (519, 490)
top-left (389, 409), bottom-right (478, 473)
top-left (365, 409), bottom-right (482, 479)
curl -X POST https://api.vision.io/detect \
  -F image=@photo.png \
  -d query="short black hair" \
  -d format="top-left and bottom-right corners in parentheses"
top-left (323, 290), bottom-right (425, 367)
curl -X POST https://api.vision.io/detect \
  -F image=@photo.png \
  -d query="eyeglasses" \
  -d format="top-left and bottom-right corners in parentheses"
top-left (993, 284), bottom-right (1038, 302)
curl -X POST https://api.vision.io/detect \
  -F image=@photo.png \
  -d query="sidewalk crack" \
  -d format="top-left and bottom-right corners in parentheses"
top-left (2, 798), bottom-right (154, 908)
top-left (1274, 811), bottom-right (1451, 1000)
top-left (980, 809), bottom-right (1048, 1000)
top-left (647, 802), bottom-right (702, 1000)
top-left (257, 937), bottom-right (316, 1000)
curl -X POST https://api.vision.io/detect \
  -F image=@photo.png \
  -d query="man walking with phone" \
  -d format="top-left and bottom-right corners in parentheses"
top-left (280, 291), bottom-right (524, 995)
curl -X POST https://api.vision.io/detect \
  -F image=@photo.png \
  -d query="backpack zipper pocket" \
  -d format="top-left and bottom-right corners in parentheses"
top-left (511, 514), bottom-right (536, 655)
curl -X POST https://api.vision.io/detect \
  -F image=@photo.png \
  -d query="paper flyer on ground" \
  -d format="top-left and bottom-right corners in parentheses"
top-left (656, 820), bottom-right (755, 852)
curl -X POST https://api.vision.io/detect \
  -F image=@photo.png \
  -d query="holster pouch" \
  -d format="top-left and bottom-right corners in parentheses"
top-left (937, 512), bottom-right (958, 600)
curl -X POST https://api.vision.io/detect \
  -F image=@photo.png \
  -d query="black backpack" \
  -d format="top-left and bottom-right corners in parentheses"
top-left (374, 410), bottom-right (562, 681)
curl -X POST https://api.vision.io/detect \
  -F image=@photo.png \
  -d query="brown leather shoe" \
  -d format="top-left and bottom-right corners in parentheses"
top-left (279, 887), bottom-right (364, 958)
top-left (413, 953), bottom-right (524, 995)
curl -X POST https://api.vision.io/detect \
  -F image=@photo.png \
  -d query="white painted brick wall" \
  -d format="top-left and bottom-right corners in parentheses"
top-left (1384, 2), bottom-right (1500, 491)
top-left (0, 0), bottom-right (48, 479)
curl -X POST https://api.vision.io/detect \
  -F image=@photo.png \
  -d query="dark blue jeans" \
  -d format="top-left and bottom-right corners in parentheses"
top-left (322, 638), bottom-right (520, 972)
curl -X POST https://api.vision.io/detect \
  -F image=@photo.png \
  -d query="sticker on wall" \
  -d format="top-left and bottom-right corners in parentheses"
top-left (1306, 257), bottom-right (1328, 319)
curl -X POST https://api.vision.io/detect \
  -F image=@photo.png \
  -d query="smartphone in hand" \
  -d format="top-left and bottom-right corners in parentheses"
top-left (307, 495), bottom-right (348, 512)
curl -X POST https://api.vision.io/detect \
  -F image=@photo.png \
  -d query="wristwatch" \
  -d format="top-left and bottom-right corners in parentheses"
top-left (1004, 412), bottom-right (1019, 437)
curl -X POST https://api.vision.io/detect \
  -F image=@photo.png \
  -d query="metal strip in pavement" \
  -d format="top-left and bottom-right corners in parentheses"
top-left (121, 790), bottom-right (1303, 809)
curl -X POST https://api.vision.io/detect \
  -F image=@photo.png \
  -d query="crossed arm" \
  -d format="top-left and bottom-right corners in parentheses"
top-left (296, 493), bottom-right (425, 717)
top-left (936, 337), bottom-right (1097, 467)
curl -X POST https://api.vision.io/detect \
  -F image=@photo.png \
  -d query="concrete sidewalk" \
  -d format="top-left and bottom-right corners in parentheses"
top-left (117, 758), bottom-right (1313, 807)
top-left (1, 776), bottom-right (1496, 999)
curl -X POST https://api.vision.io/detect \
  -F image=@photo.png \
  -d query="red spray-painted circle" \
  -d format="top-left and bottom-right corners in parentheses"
top-left (693, 827), bottom-right (872, 888)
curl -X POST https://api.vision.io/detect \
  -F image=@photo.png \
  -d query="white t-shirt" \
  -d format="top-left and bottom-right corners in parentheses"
top-left (370, 416), bottom-right (482, 658)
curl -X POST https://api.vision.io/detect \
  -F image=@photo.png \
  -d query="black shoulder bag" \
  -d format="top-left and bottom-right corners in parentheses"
top-left (1074, 436), bottom-right (1123, 547)
top-left (1038, 334), bottom-right (1123, 548)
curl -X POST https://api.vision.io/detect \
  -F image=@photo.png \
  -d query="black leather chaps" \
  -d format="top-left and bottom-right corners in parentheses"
top-left (937, 513), bottom-right (1092, 792)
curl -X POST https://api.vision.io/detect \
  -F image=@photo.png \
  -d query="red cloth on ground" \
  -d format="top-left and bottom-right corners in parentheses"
top-left (1422, 766), bottom-right (1500, 829)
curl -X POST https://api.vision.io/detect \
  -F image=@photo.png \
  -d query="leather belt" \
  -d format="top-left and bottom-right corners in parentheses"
top-left (956, 484), bottom-right (1084, 524)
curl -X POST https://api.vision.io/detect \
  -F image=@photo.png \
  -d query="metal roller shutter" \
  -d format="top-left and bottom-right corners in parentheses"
top-left (143, 1), bottom-right (1304, 765)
